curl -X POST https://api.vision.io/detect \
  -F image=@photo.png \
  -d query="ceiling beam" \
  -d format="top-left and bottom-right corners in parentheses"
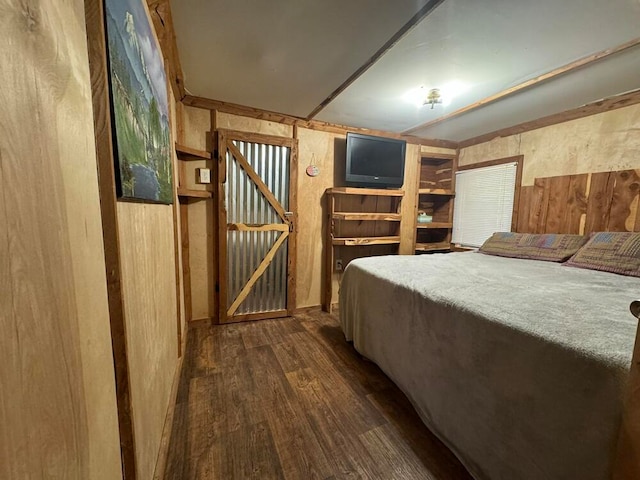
top-left (458, 87), bottom-right (640, 149)
top-left (403, 36), bottom-right (640, 135)
top-left (305, 0), bottom-right (446, 120)
top-left (147, 0), bottom-right (186, 101)
top-left (183, 94), bottom-right (458, 149)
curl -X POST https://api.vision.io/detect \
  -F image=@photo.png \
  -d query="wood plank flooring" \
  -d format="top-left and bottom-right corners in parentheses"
top-left (164, 311), bottom-right (472, 479)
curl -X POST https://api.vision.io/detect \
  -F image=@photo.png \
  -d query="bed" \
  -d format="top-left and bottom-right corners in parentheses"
top-left (339, 251), bottom-right (639, 480)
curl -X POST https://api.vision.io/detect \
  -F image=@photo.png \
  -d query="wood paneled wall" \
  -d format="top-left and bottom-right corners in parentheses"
top-left (85, 0), bottom-right (184, 477)
top-left (518, 170), bottom-right (640, 234)
top-left (0, 0), bottom-right (122, 478)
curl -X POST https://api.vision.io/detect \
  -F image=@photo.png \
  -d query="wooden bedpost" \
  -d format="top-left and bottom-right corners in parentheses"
top-left (613, 300), bottom-right (640, 479)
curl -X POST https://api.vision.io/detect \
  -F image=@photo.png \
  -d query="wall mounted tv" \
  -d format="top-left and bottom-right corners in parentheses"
top-left (345, 132), bottom-right (406, 188)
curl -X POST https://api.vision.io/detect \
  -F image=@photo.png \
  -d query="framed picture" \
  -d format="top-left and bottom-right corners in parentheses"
top-left (105, 0), bottom-right (173, 204)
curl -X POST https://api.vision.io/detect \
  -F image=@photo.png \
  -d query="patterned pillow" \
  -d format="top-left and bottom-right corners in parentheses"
top-left (479, 232), bottom-right (588, 262)
top-left (564, 232), bottom-right (640, 277)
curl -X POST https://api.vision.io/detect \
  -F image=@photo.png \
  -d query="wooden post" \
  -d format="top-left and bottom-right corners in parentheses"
top-left (613, 301), bottom-right (640, 478)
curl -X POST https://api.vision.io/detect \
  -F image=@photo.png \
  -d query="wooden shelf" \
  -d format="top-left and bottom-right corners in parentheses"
top-left (175, 143), bottom-right (211, 160)
top-left (418, 188), bottom-right (454, 195)
top-left (416, 222), bottom-right (453, 229)
top-left (332, 212), bottom-right (402, 221)
top-left (324, 187), bottom-right (404, 311)
top-left (177, 188), bottom-right (212, 199)
top-left (327, 187), bottom-right (404, 196)
top-left (415, 242), bottom-right (451, 252)
top-left (332, 236), bottom-right (401, 246)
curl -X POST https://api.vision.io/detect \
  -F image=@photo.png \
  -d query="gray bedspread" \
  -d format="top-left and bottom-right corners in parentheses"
top-left (339, 252), bottom-right (638, 480)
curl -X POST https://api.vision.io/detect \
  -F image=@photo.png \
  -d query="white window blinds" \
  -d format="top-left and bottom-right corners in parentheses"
top-left (452, 162), bottom-right (517, 248)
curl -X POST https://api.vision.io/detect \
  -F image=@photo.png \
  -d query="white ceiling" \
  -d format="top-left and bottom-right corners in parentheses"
top-left (171, 0), bottom-right (640, 143)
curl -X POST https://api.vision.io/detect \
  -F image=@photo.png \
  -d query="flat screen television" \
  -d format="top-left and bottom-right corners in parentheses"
top-left (345, 132), bottom-right (406, 188)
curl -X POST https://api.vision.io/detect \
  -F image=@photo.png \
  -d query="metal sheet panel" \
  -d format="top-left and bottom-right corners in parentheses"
top-left (225, 140), bottom-right (290, 314)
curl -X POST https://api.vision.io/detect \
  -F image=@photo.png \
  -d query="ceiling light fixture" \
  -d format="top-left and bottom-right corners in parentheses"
top-left (423, 88), bottom-right (442, 109)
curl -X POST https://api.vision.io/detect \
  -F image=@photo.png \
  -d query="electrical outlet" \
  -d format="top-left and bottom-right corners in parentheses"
top-left (335, 259), bottom-right (343, 272)
top-left (197, 168), bottom-right (211, 184)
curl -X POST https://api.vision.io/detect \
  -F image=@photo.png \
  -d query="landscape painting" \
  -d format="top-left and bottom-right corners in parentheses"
top-left (105, 0), bottom-right (173, 204)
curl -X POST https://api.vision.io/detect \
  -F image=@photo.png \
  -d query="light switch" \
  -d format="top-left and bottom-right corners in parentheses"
top-left (197, 168), bottom-right (211, 184)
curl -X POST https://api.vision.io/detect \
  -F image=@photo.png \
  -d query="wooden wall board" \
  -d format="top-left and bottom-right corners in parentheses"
top-left (117, 203), bottom-right (180, 479)
top-left (2, 0), bottom-right (122, 478)
top-left (609, 170), bottom-right (640, 232)
top-left (516, 169), bottom-right (640, 235)
top-left (399, 143), bottom-right (420, 254)
top-left (459, 102), bottom-right (640, 186)
top-left (217, 111), bottom-right (294, 138)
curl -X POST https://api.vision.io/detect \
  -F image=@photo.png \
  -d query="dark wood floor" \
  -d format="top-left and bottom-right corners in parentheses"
top-left (164, 310), bottom-right (472, 479)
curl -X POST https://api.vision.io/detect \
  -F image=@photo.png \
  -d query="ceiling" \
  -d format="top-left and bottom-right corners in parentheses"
top-left (171, 0), bottom-right (640, 143)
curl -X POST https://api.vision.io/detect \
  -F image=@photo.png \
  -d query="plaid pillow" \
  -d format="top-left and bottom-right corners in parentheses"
top-left (564, 232), bottom-right (640, 277)
top-left (480, 232), bottom-right (588, 262)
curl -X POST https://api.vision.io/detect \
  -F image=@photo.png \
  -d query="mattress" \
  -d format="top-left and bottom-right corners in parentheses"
top-left (339, 252), bottom-right (638, 480)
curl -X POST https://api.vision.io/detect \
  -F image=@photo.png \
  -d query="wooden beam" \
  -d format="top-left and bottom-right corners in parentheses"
top-left (405, 37), bottom-right (640, 136)
top-left (146, 0), bottom-right (186, 101)
top-left (458, 88), bottom-right (640, 149)
top-left (228, 223), bottom-right (289, 232)
top-left (179, 202), bottom-right (192, 323)
top-left (183, 95), bottom-right (458, 149)
top-left (84, 0), bottom-right (137, 476)
top-left (305, 0), bottom-right (445, 119)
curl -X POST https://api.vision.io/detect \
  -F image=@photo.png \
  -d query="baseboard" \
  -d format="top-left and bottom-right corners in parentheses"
top-left (152, 327), bottom-right (188, 479)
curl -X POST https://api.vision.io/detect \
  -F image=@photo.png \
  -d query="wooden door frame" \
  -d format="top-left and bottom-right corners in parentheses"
top-left (216, 128), bottom-right (297, 323)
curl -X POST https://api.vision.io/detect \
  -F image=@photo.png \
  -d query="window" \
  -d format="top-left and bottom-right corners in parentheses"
top-left (452, 161), bottom-right (518, 248)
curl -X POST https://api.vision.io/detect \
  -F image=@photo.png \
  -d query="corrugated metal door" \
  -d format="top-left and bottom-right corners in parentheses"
top-left (217, 129), bottom-right (297, 323)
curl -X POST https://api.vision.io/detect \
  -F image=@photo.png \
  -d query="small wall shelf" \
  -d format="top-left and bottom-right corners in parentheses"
top-left (177, 188), bottom-right (212, 199)
top-left (175, 143), bottom-right (211, 160)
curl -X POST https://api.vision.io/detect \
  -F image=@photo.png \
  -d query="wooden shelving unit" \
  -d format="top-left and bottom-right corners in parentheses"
top-left (414, 154), bottom-right (457, 253)
top-left (323, 187), bottom-right (404, 311)
top-left (175, 142), bottom-right (212, 202)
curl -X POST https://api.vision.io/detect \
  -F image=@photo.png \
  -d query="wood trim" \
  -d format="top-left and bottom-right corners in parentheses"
top-left (179, 202), bottom-right (192, 322)
top-left (404, 37), bottom-right (640, 135)
top-left (151, 327), bottom-right (187, 479)
top-left (210, 110), bottom-right (219, 325)
top-left (613, 314), bottom-right (640, 479)
top-left (84, 0), bottom-right (137, 476)
top-left (217, 128), bottom-right (296, 148)
top-left (459, 88), bottom-right (640, 149)
top-left (419, 152), bottom-right (457, 160)
top-left (293, 305), bottom-right (323, 315)
top-left (305, 0), bottom-right (445, 119)
top-left (226, 231), bottom-right (289, 317)
top-left (457, 155), bottom-right (523, 232)
top-left (183, 95), bottom-right (458, 149)
top-left (228, 223), bottom-right (290, 232)
top-left (327, 187), bottom-right (405, 196)
top-left (216, 131), bottom-right (229, 323)
top-left (457, 155), bottom-right (523, 171)
top-left (170, 110), bottom-right (183, 358)
top-left (226, 310), bottom-right (289, 324)
top-left (287, 135), bottom-right (299, 315)
top-left (146, 0), bottom-right (185, 101)
top-left (323, 192), bottom-right (334, 312)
